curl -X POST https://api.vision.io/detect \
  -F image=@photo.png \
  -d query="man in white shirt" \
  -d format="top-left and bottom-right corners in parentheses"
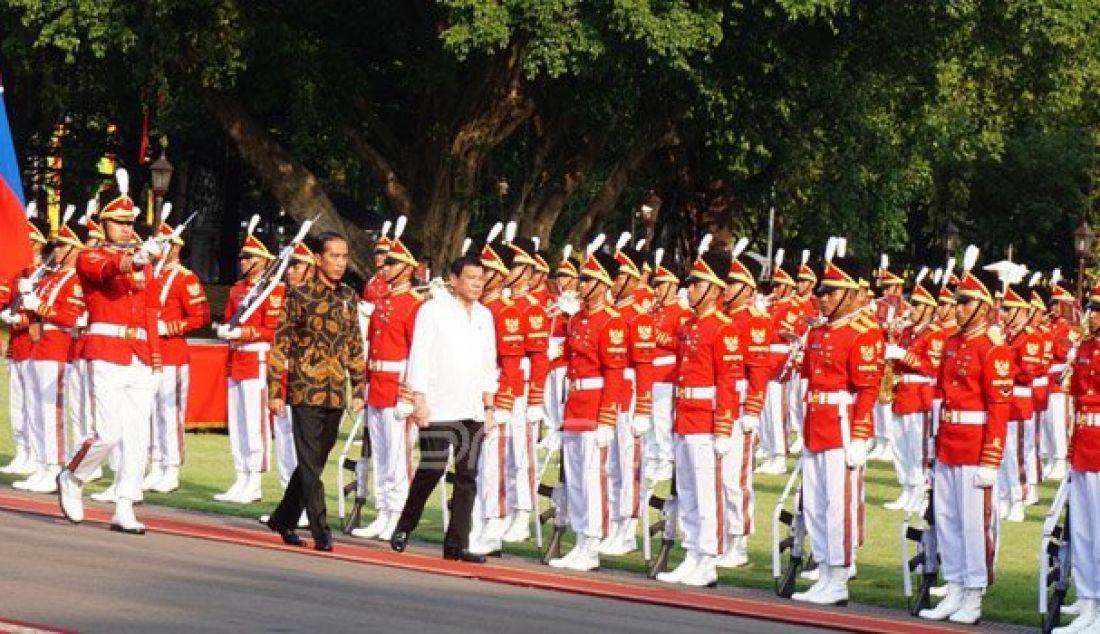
top-left (390, 254), bottom-right (498, 562)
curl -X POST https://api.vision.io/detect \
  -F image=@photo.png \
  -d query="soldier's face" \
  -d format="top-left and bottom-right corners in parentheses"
top-left (103, 218), bottom-right (134, 244)
top-left (240, 255), bottom-right (264, 278)
top-left (797, 280), bottom-right (813, 295)
top-left (1088, 309), bottom-right (1100, 333)
top-left (819, 287), bottom-right (849, 318)
top-left (955, 298), bottom-right (982, 328)
top-left (286, 261), bottom-right (314, 286)
top-left (373, 252), bottom-right (387, 269)
top-left (687, 280), bottom-right (713, 309)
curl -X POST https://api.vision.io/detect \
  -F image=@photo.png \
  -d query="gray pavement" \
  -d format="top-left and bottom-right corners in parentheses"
top-left (0, 509), bottom-right (822, 633)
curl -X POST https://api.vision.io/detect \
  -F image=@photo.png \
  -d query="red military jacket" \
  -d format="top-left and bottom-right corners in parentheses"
top-left (365, 283), bottom-right (422, 408)
top-left (800, 311), bottom-right (884, 452)
top-left (652, 298), bottom-right (691, 384)
top-left (28, 268), bottom-right (84, 363)
top-left (1048, 316), bottom-right (1079, 394)
top-left (76, 246), bottom-right (163, 368)
top-left (362, 272), bottom-right (389, 305)
top-left (1007, 326), bottom-right (1046, 422)
top-left (673, 307), bottom-right (741, 436)
top-left (563, 303), bottom-right (627, 432)
top-left (532, 285), bottom-right (552, 307)
top-left (1069, 335), bottom-right (1100, 471)
top-left (1032, 321), bottom-right (1053, 410)
top-left (729, 302), bottom-right (774, 417)
top-left (937, 325), bottom-right (1014, 467)
top-left (518, 291), bottom-right (551, 409)
top-left (156, 262), bottom-right (211, 366)
top-left (617, 296), bottom-right (656, 416)
top-left (548, 293), bottom-right (570, 372)
top-left (223, 278), bottom-right (284, 381)
top-left (892, 322), bottom-right (947, 415)
top-left (484, 291), bottom-right (526, 412)
top-left (769, 296), bottom-right (803, 380)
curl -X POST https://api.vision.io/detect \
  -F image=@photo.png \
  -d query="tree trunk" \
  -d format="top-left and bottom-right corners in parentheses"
top-left (201, 89), bottom-right (373, 276)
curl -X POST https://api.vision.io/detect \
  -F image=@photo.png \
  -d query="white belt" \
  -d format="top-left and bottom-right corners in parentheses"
top-left (806, 390), bottom-right (850, 405)
top-left (1032, 376), bottom-right (1050, 387)
top-left (369, 359), bottom-right (407, 374)
top-left (1079, 413), bottom-right (1100, 427)
top-left (1012, 386), bottom-right (1033, 398)
top-left (87, 323), bottom-right (147, 341)
top-left (899, 374), bottom-right (932, 385)
top-left (569, 377), bottom-right (605, 391)
top-left (1050, 363), bottom-right (1068, 374)
top-left (942, 410), bottom-right (987, 425)
top-left (653, 355), bottom-right (676, 367)
top-left (769, 343), bottom-right (791, 354)
top-left (234, 342), bottom-right (271, 353)
top-left (676, 386), bottom-right (716, 400)
top-left (42, 324), bottom-right (73, 335)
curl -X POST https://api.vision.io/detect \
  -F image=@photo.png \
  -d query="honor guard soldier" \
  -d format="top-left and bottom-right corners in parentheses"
top-left (645, 249), bottom-right (690, 483)
top-left (66, 203), bottom-right (103, 470)
top-left (1027, 282), bottom-right (1053, 499)
top-left (654, 236), bottom-right (740, 588)
top-left (931, 272), bottom-right (961, 436)
top-left (362, 220), bottom-right (392, 308)
top-left (791, 240), bottom-right (883, 606)
top-left (788, 249), bottom-right (820, 454)
top-left (547, 238), bottom-right (627, 572)
top-left (351, 219), bottom-right (422, 542)
top-left (542, 246), bottom-right (581, 450)
top-left (214, 216), bottom-right (284, 504)
top-left (142, 206), bottom-right (210, 494)
top-left (1043, 271), bottom-right (1078, 481)
top-left (530, 243), bottom-right (553, 306)
top-left (58, 168), bottom-right (166, 534)
top-left (757, 251), bottom-right (799, 475)
top-left (1061, 282), bottom-right (1100, 633)
top-left (870, 256), bottom-right (908, 462)
top-left (0, 207), bottom-right (49, 476)
top-left (919, 249), bottom-right (1013, 624)
top-left (881, 269), bottom-right (944, 511)
top-left (599, 234), bottom-right (656, 557)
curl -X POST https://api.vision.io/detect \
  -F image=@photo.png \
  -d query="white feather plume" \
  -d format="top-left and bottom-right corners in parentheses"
top-left (635, 238), bottom-right (646, 251)
top-left (836, 238), bottom-right (848, 258)
top-left (25, 201), bottom-right (37, 219)
top-left (654, 248), bottom-right (664, 268)
top-left (732, 237), bottom-right (748, 259)
top-left (160, 202), bottom-right (173, 223)
top-left (85, 198), bottom-right (97, 218)
top-left (461, 237), bottom-right (472, 255)
top-left (486, 221), bottom-right (503, 245)
top-left (932, 268), bottom-right (943, 285)
top-left (961, 245), bottom-right (979, 275)
top-left (504, 220), bottom-right (517, 243)
top-left (380, 220), bottom-right (392, 238)
top-left (246, 214), bottom-right (260, 236)
top-left (801, 249), bottom-right (810, 266)
top-left (774, 248), bottom-right (785, 269)
top-left (394, 215), bottom-right (408, 240)
top-left (697, 233), bottom-right (713, 256)
top-left (1028, 272), bottom-right (1041, 287)
top-left (562, 244), bottom-right (573, 262)
top-left (915, 266), bottom-right (929, 286)
top-left (532, 236), bottom-right (540, 252)
top-left (824, 236), bottom-right (837, 263)
top-left (945, 256), bottom-right (956, 276)
top-left (615, 232), bottom-right (631, 251)
top-left (880, 254), bottom-right (889, 272)
top-left (587, 233), bottom-right (606, 256)
top-left (1051, 268), bottom-right (1062, 286)
top-left (115, 168), bottom-right (129, 196)
top-left (61, 204), bottom-right (76, 226)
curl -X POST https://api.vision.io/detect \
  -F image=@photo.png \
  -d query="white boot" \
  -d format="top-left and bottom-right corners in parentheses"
top-left (28, 465), bottom-right (61, 493)
top-left (948, 588), bottom-right (983, 624)
top-left (998, 498), bottom-right (1010, 519)
top-left (214, 472), bottom-right (247, 501)
top-left (84, 466), bottom-right (104, 483)
top-left (1024, 489), bottom-right (1040, 506)
top-left (142, 462), bottom-right (165, 491)
top-left (351, 511), bottom-right (390, 539)
top-left (562, 536), bottom-right (600, 571)
top-left (788, 435), bottom-right (804, 454)
top-left (1006, 500), bottom-right (1025, 522)
top-left (919, 582), bottom-right (964, 620)
top-left (0, 445), bottom-right (31, 474)
top-left (792, 563), bottom-right (831, 602)
top-left (502, 510), bottom-right (532, 543)
top-left (884, 486), bottom-right (912, 511)
top-left (716, 535), bottom-right (749, 569)
top-left (151, 466), bottom-right (180, 493)
top-left (482, 516), bottom-right (509, 541)
top-left (804, 563), bottom-right (849, 605)
top-left (91, 483), bottom-right (119, 503)
top-left (13, 465), bottom-right (46, 490)
top-left (597, 521), bottom-right (623, 555)
top-left (378, 511), bottom-right (399, 541)
top-left (57, 470), bottom-right (85, 523)
top-left (656, 551), bottom-right (700, 584)
top-left (615, 518), bottom-right (638, 555)
top-left (110, 497), bottom-right (146, 535)
top-left (1046, 458), bottom-right (1068, 481)
top-left (233, 471), bottom-right (262, 504)
top-left (680, 555), bottom-right (718, 587)
top-left (1054, 599), bottom-right (1097, 634)
top-left (1064, 600), bottom-right (1084, 616)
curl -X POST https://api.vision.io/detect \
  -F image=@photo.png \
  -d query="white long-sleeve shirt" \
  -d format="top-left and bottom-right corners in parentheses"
top-left (405, 289), bottom-right (498, 422)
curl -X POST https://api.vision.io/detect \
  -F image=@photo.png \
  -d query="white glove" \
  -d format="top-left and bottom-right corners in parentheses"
top-left (596, 425), bottom-right (615, 448)
top-left (20, 293), bottom-right (41, 313)
top-left (845, 439), bottom-right (869, 468)
top-left (714, 435), bottom-right (733, 456)
top-left (158, 321), bottom-right (169, 336)
top-left (740, 414), bottom-right (760, 433)
top-left (526, 405), bottom-right (546, 425)
top-left (495, 407), bottom-right (512, 425)
top-left (394, 400), bottom-right (414, 421)
top-left (358, 301), bottom-right (375, 318)
top-left (547, 342), bottom-right (563, 361)
top-left (884, 343), bottom-right (906, 361)
top-left (132, 239), bottom-right (164, 267)
top-left (17, 278), bottom-right (33, 295)
top-left (974, 466), bottom-right (998, 488)
top-left (631, 415), bottom-right (651, 437)
top-left (0, 309), bottom-right (17, 325)
top-left (216, 324), bottom-right (242, 340)
top-left (557, 292), bottom-right (581, 316)
top-left (75, 313), bottom-right (88, 328)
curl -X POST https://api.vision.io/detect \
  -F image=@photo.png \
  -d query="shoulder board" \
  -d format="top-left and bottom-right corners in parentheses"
top-left (409, 289), bottom-right (423, 301)
top-left (714, 311), bottom-right (732, 324)
top-left (849, 318), bottom-right (869, 334)
top-left (748, 305), bottom-right (766, 318)
top-left (601, 305), bottom-right (621, 318)
top-left (177, 266), bottom-right (192, 276)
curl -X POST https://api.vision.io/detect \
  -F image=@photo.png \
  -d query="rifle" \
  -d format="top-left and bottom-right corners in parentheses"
top-left (901, 483), bottom-right (938, 615)
top-left (646, 474), bottom-right (679, 579)
top-left (227, 215), bottom-right (317, 329)
top-left (1039, 476), bottom-right (1072, 633)
top-left (539, 458), bottom-right (568, 564)
top-left (151, 210), bottom-right (200, 277)
top-left (337, 410), bottom-right (371, 534)
top-left (773, 459), bottom-right (805, 598)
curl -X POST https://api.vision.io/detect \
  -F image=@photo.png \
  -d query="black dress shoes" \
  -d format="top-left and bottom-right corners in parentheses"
top-left (390, 530), bottom-right (409, 553)
top-left (314, 532), bottom-right (334, 552)
top-left (265, 519), bottom-right (305, 547)
top-left (443, 548), bottom-right (487, 564)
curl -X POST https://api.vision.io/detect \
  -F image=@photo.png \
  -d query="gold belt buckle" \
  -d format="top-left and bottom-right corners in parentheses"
top-left (125, 326), bottom-right (136, 339)
top-left (675, 387), bottom-right (684, 399)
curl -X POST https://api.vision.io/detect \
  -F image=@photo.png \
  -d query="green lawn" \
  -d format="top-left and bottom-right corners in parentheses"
top-left (0, 361), bottom-right (1056, 627)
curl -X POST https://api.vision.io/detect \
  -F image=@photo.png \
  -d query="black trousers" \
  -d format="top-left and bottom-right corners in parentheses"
top-left (396, 419), bottom-right (483, 552)
top-left (269, 406), bottom-right (342, 540)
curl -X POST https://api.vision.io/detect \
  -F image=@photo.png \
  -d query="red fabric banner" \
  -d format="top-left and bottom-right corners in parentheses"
top-left (185, 339), bottom-right (228, 430)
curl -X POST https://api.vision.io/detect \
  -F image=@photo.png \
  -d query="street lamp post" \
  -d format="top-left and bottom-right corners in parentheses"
top-left (150, 150), bottom-right (175, 226)
top-left (1074, 220), bottom-right (1095, 300)
top-left (637, 190), bottom-right (662, 249)
top-left (944, 221), bottom-right (960, 258)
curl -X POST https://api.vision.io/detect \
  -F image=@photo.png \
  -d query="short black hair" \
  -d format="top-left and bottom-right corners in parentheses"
top-left (317, 231), bottom-right (346, 254)
top-left (449, 254), bottom-right (484, 278)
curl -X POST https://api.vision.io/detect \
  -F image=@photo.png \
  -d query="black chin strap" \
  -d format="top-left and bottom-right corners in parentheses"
top-left (691, 284), bottom-right (716, 311)
top-left (826, 289), bottom-right (851, 321)
top-left (958, 302), bottom-right (985, 332)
